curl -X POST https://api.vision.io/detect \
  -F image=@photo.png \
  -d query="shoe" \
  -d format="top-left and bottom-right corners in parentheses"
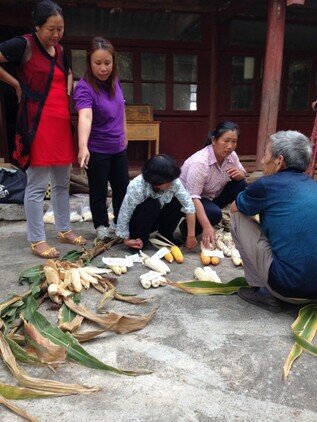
top-left (238, 287), bottom-right (283, 313)
top-left (57, 230), bottom-right (87, 246)
top-left (30, 241), bottom-right (60, 259)
top-left (96, 225), bottom-right (114, 241)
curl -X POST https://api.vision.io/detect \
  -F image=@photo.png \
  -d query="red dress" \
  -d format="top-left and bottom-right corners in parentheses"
top-left (30, 65), bottom-right (76, 166)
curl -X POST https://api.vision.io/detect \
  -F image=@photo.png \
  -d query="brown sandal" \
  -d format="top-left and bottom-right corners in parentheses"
top-left (57, 230), bottom-right (87, 246)
top-left (30, 241), bottom-right (60, 259)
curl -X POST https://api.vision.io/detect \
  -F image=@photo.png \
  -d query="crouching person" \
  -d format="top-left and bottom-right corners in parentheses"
top-left (116, 154), bottom-right (198, 251)
top-left (230, 130), bottom-right (317, 312)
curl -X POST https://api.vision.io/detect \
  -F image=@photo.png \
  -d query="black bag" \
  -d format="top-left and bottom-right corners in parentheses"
top-left (0, 167), bottom-right (27, 204)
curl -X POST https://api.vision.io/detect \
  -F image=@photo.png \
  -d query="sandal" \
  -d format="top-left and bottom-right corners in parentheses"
top-left (57, 230), bottom-right (87, 246)
top-left (30, 241), bottom-right (60, 259)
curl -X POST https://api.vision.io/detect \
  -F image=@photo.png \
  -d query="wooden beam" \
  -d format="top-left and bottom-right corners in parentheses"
top-left (217, 0), bottom-right (257, 23)
top-left (208, 17), bottom-right (218, 131)
top-left (255, 0), bottom-right (286, 169)
top-left (287, 0), bottom-right (305, 5)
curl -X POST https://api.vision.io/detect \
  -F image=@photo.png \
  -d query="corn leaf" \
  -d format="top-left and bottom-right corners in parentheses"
top-left (57, 304), bottom-right (84, 332)
top-left (19, 265), bottom-right (43, 284)
top-left (65, 297), bottom-right (157, 334)
top-left (73, 329), bottom-right (109, 343)
top-left (0, 291), bottom-right (31, 316)
top-left (61, 250), bottom-right (84, 262)
top-left (22, 317), bottom-right (67, 365)
top-left (97, 283), bottom-right (116, 310)
top-left (168, 277), bottom-right (248, 295)
top-left (0, 332), bottom-right (100, 395)
top-left (291, 304), bottom-right (317, 356)
top-left (0, 383), bottom-right (59, 399)
top-left (283, 304), bottom-right (317, 378)
top-left (23, 298), bottom-right (141, 375)
top-left (114, 292), bottom-right (150, 305)
top-left (6, 337), bottom-right (42, 366)
top-left (0, 393), bottom-right (38, 422)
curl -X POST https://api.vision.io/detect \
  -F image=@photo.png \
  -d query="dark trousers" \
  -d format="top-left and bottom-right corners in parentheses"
top-left (180, 179), bottom-right (248, 237)
top-left (86, 150), bottom-right (129, 229)
top-left (129, 197), bottom-right (183, 247)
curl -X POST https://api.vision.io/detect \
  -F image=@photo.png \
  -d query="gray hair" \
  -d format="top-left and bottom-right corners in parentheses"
top-left (269, 130), bottom-right (312, 172)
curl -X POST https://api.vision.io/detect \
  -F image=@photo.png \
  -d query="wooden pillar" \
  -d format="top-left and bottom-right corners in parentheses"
top-left (208, 17), bottom-right (218, 132)
top-left (255, 0), bottom-right (286, 168)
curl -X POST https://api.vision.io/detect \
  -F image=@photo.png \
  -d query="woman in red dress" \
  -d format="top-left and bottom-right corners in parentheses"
top-left (0, 0), bottom-right (86, 258)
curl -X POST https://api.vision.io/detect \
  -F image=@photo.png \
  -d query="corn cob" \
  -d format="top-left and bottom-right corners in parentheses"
top-left (170, 245), bottom-right (183, 263)
top-left (210, 256), bottom-right (220, 266)
top-left (120, 266), bottom-right (127, 274)
top-left (79, 268), bottom-right (99, 285)
top-left (70, 268), bottom-right (82, 292)
top-left (194, 267), bottom-right (221, 283)
top-left (139, 251), bottom-right (169, 275)
top-left (44, 266), bottom-right (60, 285)
top-left (140, 278), bottom-right (151, 289)
top-left (164, 251), bottom-right (174, 263)
top-left (200, 252), bottom-right (211, 265)
top-left (231, 248), bottom-right (243, 266)
top-left (215, 239), bottom-right (232, 257)
top-left (108, 265), bottom-right (122, 275)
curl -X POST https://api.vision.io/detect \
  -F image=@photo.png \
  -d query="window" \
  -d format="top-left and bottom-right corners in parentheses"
top-left (230, 56), bottom-right (255, 111)
top-left (173, 54), bottom-right (197, 111)
top-left (286, 59), bottom-right (311, 111)
top-left (141, 53), bottom-right (166, 110)
top-left (117, 52), bottom-right (134, 104)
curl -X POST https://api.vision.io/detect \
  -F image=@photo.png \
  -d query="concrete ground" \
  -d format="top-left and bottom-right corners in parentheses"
top-left (0, 216), bottom-right (317, 422)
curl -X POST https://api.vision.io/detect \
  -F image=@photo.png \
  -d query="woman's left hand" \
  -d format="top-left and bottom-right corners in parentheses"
top-left (226, 167), bottom-right (245, 181)
top-left (185, 235), bottom-right (198, 250)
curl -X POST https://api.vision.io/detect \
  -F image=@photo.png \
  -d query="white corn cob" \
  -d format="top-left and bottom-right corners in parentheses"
top-left (120, 266), bottom-right (127, 274)
top-left (139, 251), bottom-right (169, 275)
top-left (44, 266), bottom-right (60, 285)
top-left (231, 248), bottom-right (243, 266)
top-left (84, 266), bottom-right (110, 276)
top-left (79, 268), bottom-right (99, 285)
top-left (151, 278), bottom-right (161, 288)
top-left (194, 267), bottom-right (222, 283)
top-left (216, 238), bottom-right (232, 257)
top-left (108, 265), bottom-right (122, 275)
top-left (70, 268), bottom-right (82, 292)
top-left (203, 266), bottom-right (222, 283)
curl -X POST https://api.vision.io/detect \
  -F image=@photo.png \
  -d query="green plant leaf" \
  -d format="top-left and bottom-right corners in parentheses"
top-left (19, 265), bottom-right (44, 284)
top-left (0, 393), bottom-right (38, 421)
top-left (168, 277), bottom-right (248, 295)
top-left (6, 337), bottom-right (42, 365)
top-left (61, 250), bottom-right (84, 262)
top-left (58, 303), bottom-right (76, 324)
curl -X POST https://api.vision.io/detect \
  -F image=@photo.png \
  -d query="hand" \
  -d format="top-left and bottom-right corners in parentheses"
top-left (185, 235), bottom-right (198, 250)
top-left (15, 83), bottom-right (22, 103)
top-left (312, 100), bottom-right (317, 112)
top-left (78, 147), bottom-right (90, 169)
top-left (202, 226), bottom-right (215, 248)
top-left (124, 238), bottom-right (143, 250)
top-left (226, 167), bottom-right (245, 181)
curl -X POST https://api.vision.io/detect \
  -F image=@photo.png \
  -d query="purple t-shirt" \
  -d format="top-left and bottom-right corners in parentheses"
top-left (73, 78), bottom-right (125, 154)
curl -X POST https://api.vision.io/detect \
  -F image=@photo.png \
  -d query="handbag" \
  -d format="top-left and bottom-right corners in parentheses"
top-left (0, 167), bottom-right (27, 204)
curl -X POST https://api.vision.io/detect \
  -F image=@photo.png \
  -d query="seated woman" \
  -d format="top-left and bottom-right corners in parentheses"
top-left (180, 121), bottom-right (247, 247)
top-left (115, 154), bottom-right (198, 251)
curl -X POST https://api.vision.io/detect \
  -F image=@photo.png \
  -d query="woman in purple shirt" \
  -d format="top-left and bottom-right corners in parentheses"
top-left (73, 37), bottom-right (129, 240)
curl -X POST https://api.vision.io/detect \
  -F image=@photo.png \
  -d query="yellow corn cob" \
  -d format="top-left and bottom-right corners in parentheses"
top-left (70, 268), bottom-right (82, 292)
top-left (108, 265), bottom-right (122, 275)
top-left (170, 245), bottom-right (183, 263)
top-left (210, 256), bottom-right (220, 266)
top-left (44, 266), bottom-right (60, 285)
top-left (164, 251), bottom-right (174, 263)
top-left (200, 252), bottom-right (211, 265)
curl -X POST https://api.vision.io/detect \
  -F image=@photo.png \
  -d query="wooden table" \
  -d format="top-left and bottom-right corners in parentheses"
top-left (126, 121), bottom-right (160, 159)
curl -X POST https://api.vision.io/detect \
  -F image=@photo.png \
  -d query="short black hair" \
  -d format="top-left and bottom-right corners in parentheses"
top-left (32, 0), bottom-right (63, 27)
top-left (204, 121), bottom-right (239, 147)
top-left (142, 154), bottom-right (181, 186)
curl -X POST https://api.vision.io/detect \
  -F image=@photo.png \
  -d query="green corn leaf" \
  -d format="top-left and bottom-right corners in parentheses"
top-left (284, 304), bottom-right (317, 378)
top-left (6, 337), bottom-right (42, 365)
top-left (61, 250), bottom-right (84, 262)
top-left (19, 265), bottom-right (44, 284)
top-left (169, 277), bottom-right (248, 295)
top-left (58, 303), bottom-right (76, 324)
top-left (23, 299), bottom-right (143, 376)
top-left (0, 383), bottom-right (58, 400)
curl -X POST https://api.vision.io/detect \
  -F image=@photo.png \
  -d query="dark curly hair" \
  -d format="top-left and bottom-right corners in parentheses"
top-left (142, 154), bottom-right (181, 186)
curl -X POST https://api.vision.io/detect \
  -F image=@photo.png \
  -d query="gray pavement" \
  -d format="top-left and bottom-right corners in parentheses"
top-left (0, 217), bottom-right (317, 422)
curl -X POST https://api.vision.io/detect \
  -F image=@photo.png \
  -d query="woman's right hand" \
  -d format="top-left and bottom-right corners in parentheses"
top-left (124, 238), bottom-right (143, 250)
top-left (14, 83), bottom-right (22, 103)
top-left (78, 147), bottom-right (90, 169)
top-left (201, 225), bottom-right (215, 248)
